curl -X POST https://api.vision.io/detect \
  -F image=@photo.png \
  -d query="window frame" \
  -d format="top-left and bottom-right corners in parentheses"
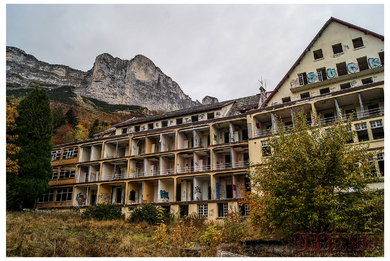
top-left (55, 188), bottom-right (73, 202)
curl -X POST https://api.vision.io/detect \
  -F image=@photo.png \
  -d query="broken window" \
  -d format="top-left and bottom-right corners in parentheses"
top-left (368, 104), bottom-right (381, 116)
top-left (379, 52), bottom-right (384, 66)
top-left (370, 120), bottom-right (384, 140)
top-left (176, 118), bottom-right (183, 125)
top-left (262, 141), bottom-right (271, 156)
top-left (324, 112), bottom-right (335, 125)
top-left (282, 96), bottom-right (291, 103)
top-left (298, 73), bottom-right (308, 86)
top-left (51, 171), bottom-right (58, 180)
top-left (62, 147), bottom-right (78, 160)
top-left (377, 153), bottom-right (384, 177)
top-left (198, 204), bottom-right (208, 217)
top-left (59, 169), bottom-right (75, 179)
top-left (148, 123), bottom-right (154, 130)
top-left (55, 188), bottom-right (73, 202)
top-left (313, 49), bottom-right (324, 60)
top-left (336, 62), bottom-right (348, 76)
top-left (122, 128), bottom-right (128, 134)
top-left (300, 92), bottom-right (310, 99)
top-left (191, 115), bottom-right (198, 122)
top-left (332, 43), bottom-right (343, 55)
top-left (218, 203), bottom-right (229, 218)
top-left (134, 126), bottom-right (140, 132)
top-left (51, 150), bottom-right (61, 161)
top-left (162, 121), bottom-right (168, 127)
top-left (345, 109), bottom-right (357, 120)
top-left (317, 68), bottom-right (327, 81)
top-left (38, 189), bottom-right (54, 203)
top-left (355, 122), bottom-right (369, 142)
top-left (357, 56), bottom-right (369, 71)
top-left (352, 37), bottom-right (364, 49)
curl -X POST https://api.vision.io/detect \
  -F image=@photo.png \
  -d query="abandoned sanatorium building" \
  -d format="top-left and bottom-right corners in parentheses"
top-left (37, 17), bottom-right (385, 220)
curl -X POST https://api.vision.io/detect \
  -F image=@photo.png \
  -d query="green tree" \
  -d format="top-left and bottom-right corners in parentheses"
top-left (14, 88), bottom-right (53, 208)
top-left (88, 119), bottom-right (109, 138)
top-left (249, 111), bottom-right (381, 237)
top-left (52, 106), bottom-right (66, 131)
top-left (65, 107), bottom-right (78, 128)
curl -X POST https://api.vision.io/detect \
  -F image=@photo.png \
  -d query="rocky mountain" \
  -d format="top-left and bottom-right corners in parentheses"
top-left (6, 46), bottom-right (212, 112)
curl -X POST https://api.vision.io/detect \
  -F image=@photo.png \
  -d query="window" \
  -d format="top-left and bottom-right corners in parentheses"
top-left (377, 153), bottom-right (384, 176)
top-left (262, 141), bottom-right (271, 156)
top-left (313, 49), bottom-right (324, 60)
top-left (218, 203), bottom-right (229, 218)
top-left (282, 97), bottom-right (291, 103)
top-left (324, 113), bottom-right (335, 125)
top-left (51, 150), bottom-right (61, 161)
top-left (134, 126), bottom-right (140, 132)
top-left (176, 118), bottom-right (183, 125)
top-left (357, 56), bottom-right (369, 71)
top-left (332, 43), bottom-right (343, 55)
top-left (340, 82), bottom-right (351, 90)
top-left (300, 92), bottom-right (310, 99)
top-left (191, 115), bottom-right (198, 122)
top-left (370, 120), bottom-right (384, 140)
top-left (362, 77), bottom-right (373, 85)
top-left (38, 189), bottom-right (54, 203)
top-left (51, 171), bottom-right (58, 180)
top-left (240, 203), bottom-right (249, 216)
top-left (320, 87), bottom-right (330, 94)
top-left (355, 122), bottom-right (369, 142)
top-left (148, 123), bottom-right (154, 130)
top-left (336, 62), bottom-right (348, 76)
top-left (115, 188), bottom-right (123, 204)
top-left (317, 68), bottom-right (327, 81)
top-left (56, 188), bottom-right (73, 201)
top-left (298, 73), bottom-right (308, 86)
top-left (62, 147), bottom-right (78, 159)
top-left (198, 204), bottom-right (208, 217)
top-left (207, 112), bottom-right (215, 120)
top-left (122, 128), bottom-right (128, 134)
top-left (379, 52), bottom-right (384, 66)
top-left (59, 169), bottom-right (75, 179)
top-left (352, 37), bottom-right (364, 49)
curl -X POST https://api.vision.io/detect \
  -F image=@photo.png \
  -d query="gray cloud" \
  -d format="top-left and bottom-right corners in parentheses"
top-left (6, 4), bottom-right (384, 102)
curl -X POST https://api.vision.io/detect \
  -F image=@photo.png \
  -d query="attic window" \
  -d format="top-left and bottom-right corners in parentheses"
top-left (332, 43), bottom-right (343, 55)
top-left (207, 112), bottom-right (214, 120)
top-left (362, 77), bottom-right (373, 85)
top-left (162, 121), bottom-right (168, 127)
top-left (122, 128), bottom-right (128, 134)
top-left (340, 82), bottom-right (351, 90)
top-left (357, 56), bottom-right (369, 71)
top-left (191, 115), bottom-right (198, 122)
top-left (176, 118), bottom-right (183, 125)
top-left (135, 126), bottom-right (140, 132)
top-left (148, 123), bottom-right (154, 130)
top-left (379, 52), bottom-right (384, 66)
top-left (313, 49), bottom-right (324, 60)
top-left (282, 97), bottom-right (291, 103)
top-left (336, 62), bottom-right (348, 76)
top-left (300, 92), bottom-right (310, 99)
top-left (352, 37), bottom-right (364, 49)
top-left (317, 68), bottom-right (327, 81)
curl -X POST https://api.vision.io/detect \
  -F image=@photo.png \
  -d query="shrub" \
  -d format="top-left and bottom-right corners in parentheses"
top-left (199, 225), bottom-right (223, 248)
top-left (81, 203), bottom-right (124, 221)
top-left (222, 211), bottom-right (246, 243)
top-left (129, 204), bottom-right (172, 225)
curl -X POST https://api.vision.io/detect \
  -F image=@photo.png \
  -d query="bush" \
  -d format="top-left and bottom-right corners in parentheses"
top-left (129, 204), bottom-right (173, 225)
top-left (81, 203), bottom-right (124, 221)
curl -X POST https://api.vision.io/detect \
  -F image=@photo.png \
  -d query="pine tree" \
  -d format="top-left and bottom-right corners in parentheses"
top-left (14, 88), bottom-right (53, 208)
top-left (65, 107), bottom-right (78, 128)
top-left (52, 106), bottom-right (66, 131)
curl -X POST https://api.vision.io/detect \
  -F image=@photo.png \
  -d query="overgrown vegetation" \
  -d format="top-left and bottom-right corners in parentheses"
top-left (6, 209), bottom-right (384, 257)
top-left (81, 203), bottom-right (124, 221)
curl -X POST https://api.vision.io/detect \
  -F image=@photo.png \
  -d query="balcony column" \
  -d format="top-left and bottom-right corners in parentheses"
top-left (358, 93), bottom-right (365, 117)
top-left (173, 177), bottom-right (177, 202)
top-left (334, 98), bottom-right (340, 118)
top-left (124, 181), bottom-right (129, 205)
top-left (290, 108), bottom-right (294, 127)
top-left (311, 103), bottom-right (317, 125)
top-left (271, 112), bottom-right (276, 134)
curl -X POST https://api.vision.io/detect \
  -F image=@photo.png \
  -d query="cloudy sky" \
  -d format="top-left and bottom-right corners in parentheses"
top-left (6, 3), bottom-right (385, 103)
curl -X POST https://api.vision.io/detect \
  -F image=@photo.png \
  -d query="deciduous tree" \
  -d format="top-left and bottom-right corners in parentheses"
top-left (248, 111), bottom-right (381, 237)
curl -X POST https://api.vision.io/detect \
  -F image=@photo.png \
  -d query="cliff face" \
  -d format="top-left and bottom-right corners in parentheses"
top-left (6, 46), bottom-right (201, 112)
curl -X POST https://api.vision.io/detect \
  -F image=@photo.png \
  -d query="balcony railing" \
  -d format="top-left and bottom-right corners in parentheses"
top-left (101, 172), bottom-right (127, 181)
top-left (76, 172), bottom-right (100, 183)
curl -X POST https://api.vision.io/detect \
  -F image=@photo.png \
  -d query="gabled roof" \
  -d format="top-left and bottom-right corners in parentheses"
top-left (262, 17), bottom-right (384, 108)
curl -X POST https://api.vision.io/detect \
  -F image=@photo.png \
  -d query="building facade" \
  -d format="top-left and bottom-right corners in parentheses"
top-left (38, 17), bottom-right (384, 220)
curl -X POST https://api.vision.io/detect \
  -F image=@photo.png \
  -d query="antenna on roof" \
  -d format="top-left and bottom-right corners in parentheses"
top-left (258, 77), bottom-right (267, 92)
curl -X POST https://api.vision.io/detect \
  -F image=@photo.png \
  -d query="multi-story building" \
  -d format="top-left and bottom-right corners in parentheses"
top-left (38, 17), bottom-right (384, 220)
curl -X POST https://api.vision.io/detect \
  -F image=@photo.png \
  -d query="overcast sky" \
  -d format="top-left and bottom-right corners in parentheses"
top-left (6, 3), bottom-right (385, 103)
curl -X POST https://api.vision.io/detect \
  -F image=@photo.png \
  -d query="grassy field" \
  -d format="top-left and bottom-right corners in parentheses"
top-left (6, 210), bottom-right (384, 257)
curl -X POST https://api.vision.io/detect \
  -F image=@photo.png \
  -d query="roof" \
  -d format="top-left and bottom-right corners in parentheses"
top-left (262, 17), bottom-right (384, 108)
top-left (113, 94), bottom-right (260, 128)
